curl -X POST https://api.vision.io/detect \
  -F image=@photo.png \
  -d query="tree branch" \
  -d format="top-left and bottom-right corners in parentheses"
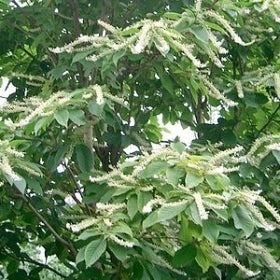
top-left (65, 164), bottom-right (92, 215)
top-left (18, 193), bottom-right (77, 257)
top-left (3, 249), bottom-right (68, 278)
top-left (255, 103), bottom-right (280, 138)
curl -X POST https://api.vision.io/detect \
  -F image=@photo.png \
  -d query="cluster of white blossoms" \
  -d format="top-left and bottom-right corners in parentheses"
top-left (258, 0), bottom-right (280, 22)
top-left (92, 84), bottom-right (104, 105)
top-left (96, 202), bottom-right (126, 215)
top-left (199, 75), bottom-right (238, 107)
top-left (3, 91), bottom-right (71, 128)
top-left (109, 234), bottom-right (134, 248)
top-left (240, 240), bottom-right (280, 271)
top-left (240, 190), bottom-right (280, 223)
top-left (212, 245), bottom-right (260, 277)
top-left (203, 10), bottom-right (254, 46)
top-left (66, 217), bottom-right (98, 233)
top-left (0, 156), bottom-right (21, 182)
top-left (193, 192), bottom-right (209, 220)
top-left (235, 80), bottom-right (244, 98)
top-left (274, 72), bottom-right (280, 99)
top-left (142, 197), bottom-right (165, 214)
top-left (10, 72), bottom-right (46, 87)
top-left (246, 134), bottom-right (280, 166)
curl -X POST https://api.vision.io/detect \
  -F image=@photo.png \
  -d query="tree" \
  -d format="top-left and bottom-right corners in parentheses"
top-left (1, 0), bottom-right (280, 279)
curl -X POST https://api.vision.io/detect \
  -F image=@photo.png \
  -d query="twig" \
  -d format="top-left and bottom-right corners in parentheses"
top-left (3, 249), bottom-right (68, 278)
top-left (18, 193), bottom-right (77, 257)
top-left (255, 103), bottom-right (280, 138)
top-left (65, 164), bottom-right (92, 215)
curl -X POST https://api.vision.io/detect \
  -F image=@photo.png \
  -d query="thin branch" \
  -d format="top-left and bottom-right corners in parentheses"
top-left (3, 249), bottom-right (68, 278)
top-left (255, 103), bottom-right (280, 138)
top-left (65, 164), bottom-right (92, 215)
top-left (18, 193), bottom-right (77, 257)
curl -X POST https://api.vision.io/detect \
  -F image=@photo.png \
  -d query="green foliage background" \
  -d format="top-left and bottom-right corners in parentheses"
top-left (0, 0), bottom-right (280, 279)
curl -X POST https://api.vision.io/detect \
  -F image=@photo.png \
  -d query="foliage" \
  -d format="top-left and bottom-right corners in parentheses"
top-left (0, 0), bottom-right (280, 279)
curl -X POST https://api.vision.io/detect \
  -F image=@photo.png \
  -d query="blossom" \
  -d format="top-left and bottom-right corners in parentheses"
top-left (67, 217), bottom-right (98, 232)
top-left (92, 85), bottom-right (105, 105)
top-left (193, 192), bottom-right (208, 220)
top-left (0, 156), bottom-right (21, 181)
top-left (109, 235), bottom-right (134, 248)
top-left (235, 80), bottom-right (244, 98)
top-left (143, 197), bottom-right (165, 213)
top-left (204, 10), bottom-right (254, 46)
top-left (96, 202), bottom-right (126, 214)
top-left (212, 245), bottom-right (260, 277)
top-left (274, 72), bottom-right (280, 99)
top-left (172, 41), bottom-right (207, 68)
top-left (132, 22), bottom-right (153, 54)
top-left (201, 75), bottom-right (238, 106)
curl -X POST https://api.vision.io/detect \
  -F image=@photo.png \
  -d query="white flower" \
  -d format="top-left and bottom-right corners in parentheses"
top-left (274, 72), bottom-right (280, 99)
top-left (204, 10), bottom-right (254, 46)
top-left (193, 192), bottom-right (208, 220)
top-left (66, 217), bottom-right (98, 232)
top-left (93, 85), bottom-right (105, 105)
top-left (109, 235), bottom-right (134, 248)
top-left (235, 80), bottom-right (244, 98)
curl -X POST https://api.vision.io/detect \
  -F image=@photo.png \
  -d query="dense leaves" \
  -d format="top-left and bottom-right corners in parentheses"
top-left (0, 0), bottom-right (280, 279)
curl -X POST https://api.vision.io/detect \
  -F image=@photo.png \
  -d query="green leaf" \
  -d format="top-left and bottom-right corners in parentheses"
top-left (195, 249), bottom-right (210, 273)
top-left (272, 150), bottom-right (280, 164)
top-left (69, 109), bottom-right (86, 126)
top-left (34, 116), bottom-right (53, 135)
top-left (120, 27), bottom-right (139, 36)
top-left (191, 26), bottom-right (208, 42)
top-left (202, 219), bottom-right (219, 242)
top-left (206, 174), bottom-right (229, 191)
top-left (111, 223), bottom-right (133, 237)
top-left (137, 192), bottom-right (153, 212)
top-left (76, 247), bottom-right (86, 264)
top-left (0, 0), bottom-right (11, 4)
top-left (72, 50), bottom-right (93, 64)
top-left (108, 242), bottom-right (128, 262)
top-left (88, 101), bottom-right (104, 117)
top-left (113, 48), bottom-right (126, 66)
top-left (166, 166), bottom-right (185, 186)
top-left (232, 204), bottom-right (254, 237)
top-left (127, 195), bottom-right (138, 219)
top-left (54, 109), bottom-right (69, 127)
top-left (185, 172), bottom-right (204, 188)
top-left (143, 211), bottom-right (159, 229)
top-left (172, 244), bottom-right (197, 268)
top-left (158, 202), bottom-right (187, 221)
top-left (26, 178), bottom-right (42, 195)
top-left (189, 202), bottom-right (202, 225)
top-left (138, 161), bottom-right (168, 179)
top-left (14, 177), bottom-right (26, 194)
top-left (154, 64), bottom-right (174, 94)
top-left (163, 12), bottom-right (182, 20)
top-left (170, 142), bottom-right (185, 153)
top-left (143, 202), bottom-right (187, 228)
top-left (73, 144), bottom-right (93, 173)
top-left (84, 238), bottom-right (106, 268)
top-left (46, 145), bottom-right (67, 172)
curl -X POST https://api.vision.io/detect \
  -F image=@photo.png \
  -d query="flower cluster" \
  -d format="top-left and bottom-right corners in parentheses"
top-left (193, 192), bottom-right (208, 220)
top-left (240, 240), bottom-right (280, 271)
top-left (67, 217), bottom-right (98, 232)
top-left (109, 234), bottom-right (134, 248)
top-left (204, 10), bottom-right (254, 46)
top-left (200, 75), bottom-right (238, 107)
top-left (212, 245), bottom-right (260, 277)
top-left (246, 134), bottom-right (280, 166)
top-left (96, 202), bottom-right (126, 215)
